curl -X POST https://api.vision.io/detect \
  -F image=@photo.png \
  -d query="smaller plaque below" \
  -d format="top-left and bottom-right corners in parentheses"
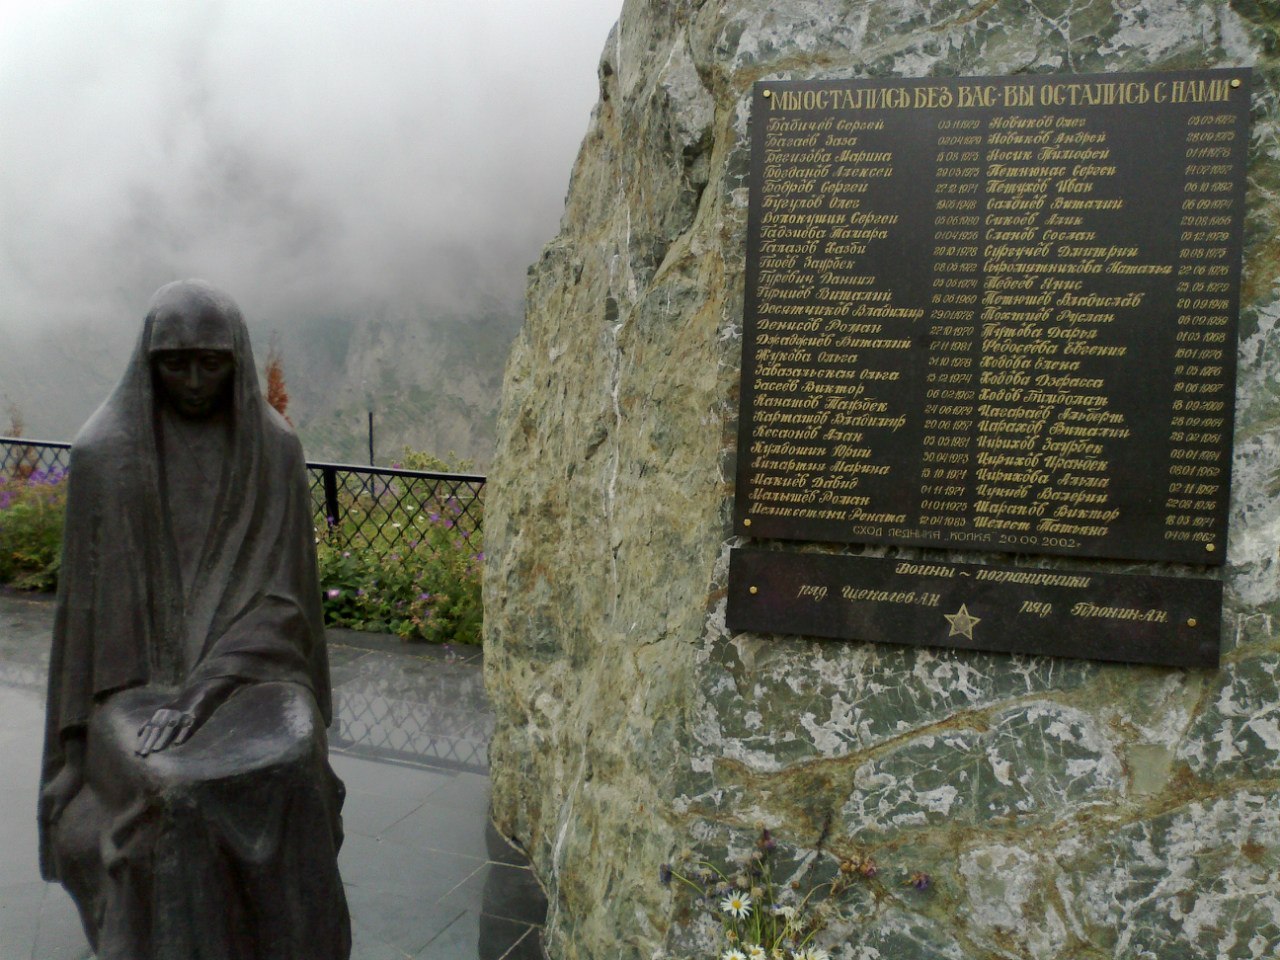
top-left (727, 548), bottom-right (1220, 667)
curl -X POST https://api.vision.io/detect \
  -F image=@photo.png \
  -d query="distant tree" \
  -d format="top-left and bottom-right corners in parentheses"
top-left (264, 337), bottom-right (292, 425)
top-left (3, 400), bottom-right (36, 479)
top-left (5, 400), bottom-right (24, 438)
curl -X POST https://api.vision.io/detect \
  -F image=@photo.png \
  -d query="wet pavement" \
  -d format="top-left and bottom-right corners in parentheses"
top-left (0, 589), bottom-right (547, 960)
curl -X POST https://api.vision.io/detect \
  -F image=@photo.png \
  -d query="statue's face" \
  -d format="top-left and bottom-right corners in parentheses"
top-left (153, 350), bottom-right (234, 419)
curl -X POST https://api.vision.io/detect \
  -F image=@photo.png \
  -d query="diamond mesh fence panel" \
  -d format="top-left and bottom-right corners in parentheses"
top-left (0, 659), bottom-right (47, 695)
top-left (0, 437), bottom-right (71, 487)
top-left (307, 463), bottom-right (484, 557)
top-left (329, 666), bottom-right (492, 773)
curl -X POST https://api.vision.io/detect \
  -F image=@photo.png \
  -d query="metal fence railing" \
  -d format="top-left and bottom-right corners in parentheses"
top-left (308, 461), bottom-right (485, 554)
top-left (0, 437), bottom-right (70, 484)
top-left (1, 438), bottom-right (485, 557)
top-left (329, 667), bottom-right (493, 773)
top-left (0, 658), bottom-right (48, 697)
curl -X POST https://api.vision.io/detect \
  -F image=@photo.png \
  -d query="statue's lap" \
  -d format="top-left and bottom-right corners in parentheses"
top-left (92, 681), bottom-right (323, 792)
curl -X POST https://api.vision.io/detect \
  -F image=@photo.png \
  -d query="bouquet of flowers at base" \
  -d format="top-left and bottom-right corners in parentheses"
top-left (660, 825), bottom-right (883, 960)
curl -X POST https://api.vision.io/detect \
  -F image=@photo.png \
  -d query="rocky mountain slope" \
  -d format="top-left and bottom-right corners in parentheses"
top-left (1, 304), bottom-right (519, 467)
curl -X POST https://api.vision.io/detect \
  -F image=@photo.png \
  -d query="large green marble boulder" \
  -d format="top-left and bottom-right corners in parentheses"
top-left (485, 2), bottom-right (1280, 957)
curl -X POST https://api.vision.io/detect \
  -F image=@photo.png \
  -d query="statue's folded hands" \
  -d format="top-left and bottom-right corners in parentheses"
top-left (134, 675), bottom-right (239, 756)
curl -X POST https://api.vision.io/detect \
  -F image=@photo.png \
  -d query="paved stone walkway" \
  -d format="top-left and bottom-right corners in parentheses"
top-left (0, 589), bottom-right (546, 960)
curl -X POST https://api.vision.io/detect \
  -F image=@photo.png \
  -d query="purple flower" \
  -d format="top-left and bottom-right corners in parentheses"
top-left (418, 592), bottom-right (432, 601)
top-left (910, 872), bottom-right (931, 891)
top-left (326, 588), bottom-right (340, 599)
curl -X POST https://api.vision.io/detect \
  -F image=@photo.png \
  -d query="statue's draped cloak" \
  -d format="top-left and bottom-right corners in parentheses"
top-left (38, 283), bottom-right (348, 960)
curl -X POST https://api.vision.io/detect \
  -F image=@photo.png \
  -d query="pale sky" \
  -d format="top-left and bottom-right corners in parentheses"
top-left (0, 0), bottom-right (624, 336)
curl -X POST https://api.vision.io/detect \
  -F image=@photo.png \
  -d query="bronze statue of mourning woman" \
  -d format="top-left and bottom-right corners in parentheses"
top-left (37, 280), bottom-right (351, 960)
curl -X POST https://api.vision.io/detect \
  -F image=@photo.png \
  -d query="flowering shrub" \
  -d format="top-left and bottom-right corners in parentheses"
top-left (662, 827), bottom-right (890, 960)
top-left (316, 489), bottom-right (483, 645)
top-left (0, 467), bottom-right (68, 591)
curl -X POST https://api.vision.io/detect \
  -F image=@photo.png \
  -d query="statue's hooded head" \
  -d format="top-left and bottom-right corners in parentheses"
top-left (75, 278), bottom-right (272, 494)
top-left (145, 281), bottom-right (246, 419)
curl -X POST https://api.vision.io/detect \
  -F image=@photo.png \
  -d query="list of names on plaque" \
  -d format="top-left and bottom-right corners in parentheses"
top-left (734, 69), bottom-right (1250, 565)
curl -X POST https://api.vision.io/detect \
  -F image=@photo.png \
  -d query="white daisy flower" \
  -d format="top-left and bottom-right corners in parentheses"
top-left (722, 950), bottom-right (747, 960)
top-left (746, 945), bottom-right (767, 960)
top-left (721, 890), bottom-right (753, 919)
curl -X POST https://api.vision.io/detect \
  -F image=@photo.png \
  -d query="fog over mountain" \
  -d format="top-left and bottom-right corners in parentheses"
top-left (0, 1), bottom-right (621, 460)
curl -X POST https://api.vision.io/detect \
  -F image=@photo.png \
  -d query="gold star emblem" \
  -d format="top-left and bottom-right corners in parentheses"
top-left (944, 604), bottom-right (981, 640)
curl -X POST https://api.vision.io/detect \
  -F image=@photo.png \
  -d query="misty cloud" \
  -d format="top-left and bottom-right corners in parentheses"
top-left (0, 0), bottom-right (620, 334)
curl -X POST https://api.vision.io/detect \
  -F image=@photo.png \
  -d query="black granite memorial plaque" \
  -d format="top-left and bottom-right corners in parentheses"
top-left (733, 68), bottom-right (1251, 566)
top-left (729, 68), bottom-right (1250, 666)
top-left (727, 548), bottom-right (1222, 667)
